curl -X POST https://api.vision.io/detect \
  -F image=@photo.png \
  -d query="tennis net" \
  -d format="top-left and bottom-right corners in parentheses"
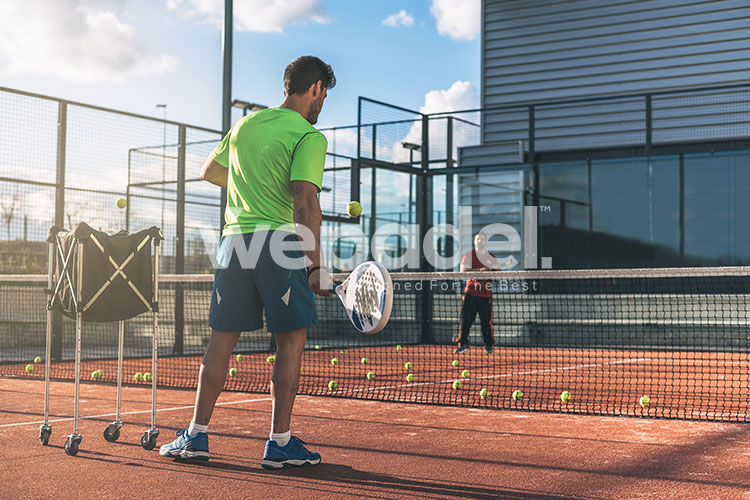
top-left (2, 267), bottom-right (750, 421)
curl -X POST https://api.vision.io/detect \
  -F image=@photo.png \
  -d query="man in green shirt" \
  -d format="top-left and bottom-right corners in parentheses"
top-left (160, 56), bottom-right (335, 469)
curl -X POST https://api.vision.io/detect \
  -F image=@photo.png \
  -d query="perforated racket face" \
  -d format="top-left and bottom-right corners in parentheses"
top-left (337, 261), bottom-right (393, 334)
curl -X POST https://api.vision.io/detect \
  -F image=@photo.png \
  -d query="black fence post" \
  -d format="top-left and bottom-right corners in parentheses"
top-left (51, 101), bottom-right (66, 361)
top-left (369, 125), bottom-right (377, 261)
top-left (418, 114), bottom-right (433, 344)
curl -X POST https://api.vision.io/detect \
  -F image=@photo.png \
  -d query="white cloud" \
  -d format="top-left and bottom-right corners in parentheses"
top-left (394, 80), bottom-right (479, 162)
top-left (167, 0), bottom-right (331, 33)
top-left (430, 0), bottom-right (480, 41)
top-left (381, 9), bottom-right (414, 28)
top-left (419, 80), bottom-right (479, 115)
top-left (0, 1), bottom-right (179, 82)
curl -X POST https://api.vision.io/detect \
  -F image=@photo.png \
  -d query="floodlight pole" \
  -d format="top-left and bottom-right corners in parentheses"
top-left (220, 0), bottom-right (233, 237)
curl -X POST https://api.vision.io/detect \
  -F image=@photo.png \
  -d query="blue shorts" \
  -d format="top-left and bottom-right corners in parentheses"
top-left (209, 231), bottom-right (317, 334)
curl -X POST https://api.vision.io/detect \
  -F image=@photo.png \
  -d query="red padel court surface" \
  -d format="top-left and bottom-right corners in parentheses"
top-left (5, 345), bottom-right (750, 420)
top-left (3, 377), bottom-right (750, 499)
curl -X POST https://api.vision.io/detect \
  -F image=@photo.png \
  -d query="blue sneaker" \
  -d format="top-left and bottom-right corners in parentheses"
top-left (159, 429), bottom-right (209, 461)
top-left (262, 436), bottom-right (321, 470)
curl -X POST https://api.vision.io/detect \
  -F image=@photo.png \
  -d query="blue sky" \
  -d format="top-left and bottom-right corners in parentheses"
top-left (0, 0), bottom-right (480, 130)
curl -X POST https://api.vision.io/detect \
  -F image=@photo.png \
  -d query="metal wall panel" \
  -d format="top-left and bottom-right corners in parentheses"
top-left (482, 0), bottom-right (750, 144)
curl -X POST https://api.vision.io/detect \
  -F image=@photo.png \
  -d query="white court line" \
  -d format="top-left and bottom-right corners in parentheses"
top-left (349, 357), bottom-right (652, 394)
top-left (0, 396), bottom-right (287, 429)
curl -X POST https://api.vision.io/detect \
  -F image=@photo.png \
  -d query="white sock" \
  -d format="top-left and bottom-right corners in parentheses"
top-left (270, 430), bottom-right (291, 447)
top-left (188, 421), bottom-right (208, 437)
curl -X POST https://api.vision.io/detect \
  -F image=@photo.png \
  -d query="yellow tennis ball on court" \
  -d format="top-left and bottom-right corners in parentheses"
top-left (406, 373), bottom-right (415, 382)
top-left (512, 390), bottom-right (524, 401)
top-left (452, 380), bottom-right (462, 390)
top-left (366, 371), bottom-right (376, 380)
top-left (331, 358), bottom-right (339, 366)
top-left (143, 372), bottom-right (152, 382)
top-left (461, 369), bottom-right (470, 378)
top-left (451, 360), bottom-right (459, 368)
top-left (560, 391), bottom-right (571, 402)
top-left (396, 345), bottom-right (402, 351)
top-left (328, 380), bottom-right (338, 391)
top-left (115, 197), bottom-right (127, 209)
top-left (267, 355), bottom-right (276, 363)
top-left (134, 372), bottom-right (143, 382)
top-left (639, 395), bottom-right (651, 407)
top-left (404, 361), bottom-right (413, 370)
top-left (25, 364), bottom-right (34, 373)
top-left (34, 356), bottom-right (42, 364)
top-left (236, 354), bottom-right (243, 361)
top-left (479, 388), bottom-right (489, 399)
top-left (346, 201), bottom-right (362, 217)
top-left (361, 357), bottom-right (369, 365)
top-left (229, 367), bottom-right (238, 376)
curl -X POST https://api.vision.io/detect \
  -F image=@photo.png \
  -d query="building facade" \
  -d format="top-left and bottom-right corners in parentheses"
top-left (460, 0), bottom-right (750, 268)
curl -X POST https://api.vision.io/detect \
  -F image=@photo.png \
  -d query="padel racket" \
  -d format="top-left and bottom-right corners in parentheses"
top-left (332, 261), bottom-right (393, 334)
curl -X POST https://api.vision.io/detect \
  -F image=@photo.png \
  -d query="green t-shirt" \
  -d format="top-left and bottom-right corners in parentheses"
top-left (211, 107), bottom-right (328, 234)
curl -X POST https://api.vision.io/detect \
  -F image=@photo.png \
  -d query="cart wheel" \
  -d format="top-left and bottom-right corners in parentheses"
top-left (64, 435), bottom-right (81, 456)
top-left (39, 425), bottom-right (52, 446)
top-left (103, 425), bottom-right (120, 442)
top-left (141, 429), bottom-right (159, 450)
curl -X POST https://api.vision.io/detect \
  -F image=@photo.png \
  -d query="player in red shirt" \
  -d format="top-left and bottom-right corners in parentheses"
top-left (456, 232), bottom-right (497, 354)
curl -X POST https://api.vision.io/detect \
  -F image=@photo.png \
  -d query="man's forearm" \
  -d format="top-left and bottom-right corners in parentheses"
top-left (294, 199), bottom-right (323, 268)
top-left (203, 168), bottom-right (227, 188)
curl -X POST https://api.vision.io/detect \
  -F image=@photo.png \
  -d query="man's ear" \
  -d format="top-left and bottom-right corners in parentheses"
top-left (310, 80), bottom-right (322, 97)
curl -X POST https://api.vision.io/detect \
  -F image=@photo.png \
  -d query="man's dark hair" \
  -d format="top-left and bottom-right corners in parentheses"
top-left (474, 231), bottom-right (487, 238)
top-left (284, 56), bottom-right (336, 95)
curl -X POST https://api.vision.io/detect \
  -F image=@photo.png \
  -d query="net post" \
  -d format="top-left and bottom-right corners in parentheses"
top-left (174, 125), bottom-right (186, 355)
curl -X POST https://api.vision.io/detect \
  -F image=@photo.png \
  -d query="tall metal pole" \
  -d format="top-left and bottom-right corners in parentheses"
top-left (220, 0), bottom-right (233, 237)
top-left (156, 104), bottom-right (167, 242)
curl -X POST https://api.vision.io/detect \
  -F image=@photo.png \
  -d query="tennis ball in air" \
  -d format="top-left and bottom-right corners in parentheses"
top-left (404, 361), bottom-right (413, 370)
top-left (236, 354), bottom-right (243, 362)
top-left (366, 371), bottom-right (376, 380)
top-left (115, 197), bottom-right (127, 209)
top-left (314, 345), bottom-right (321, 351)
top-left (228, 367), bottom-right (238, 376)
top-left (134, 372), bottom-right (143, 382)
top-left (461, 369), bottom-right (470, 378)
top-left (560, 391), bottom-right (572, 402)
top-left (396, 345), bottom-right (402, 351)
top-left (267, 355), bottom-right (276, 363)
top-left (339, 350), bottom-right (346, 355)
top-left (328, 380), bottom-right (338, 391)
top-left (479, 388), bottom-right (489, 400)
top-left (639, 395), bottom-right (651, 407)
top-left (331, 358), bottom-right (339, 366)
top-left (512, 390), bottom-right (524, 401)
top-left (34, 356), bottom-right (42, 364)
top-left (451, 360), bottom-right (459, 368)
top-left (346, 201), bottom-right (362, 218)
top-left (91, 370), bottom-right (102, 380)
top-left (25, 364), bottom-right (34, 373)
top-left (361, 357), bottom-right (369, 365)
top-left (143, 372), bottom-right (152, 382)
top-left (406, 373), bottom-right (415, 382)
top-left (452, 380), bottom-right (463, 390)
